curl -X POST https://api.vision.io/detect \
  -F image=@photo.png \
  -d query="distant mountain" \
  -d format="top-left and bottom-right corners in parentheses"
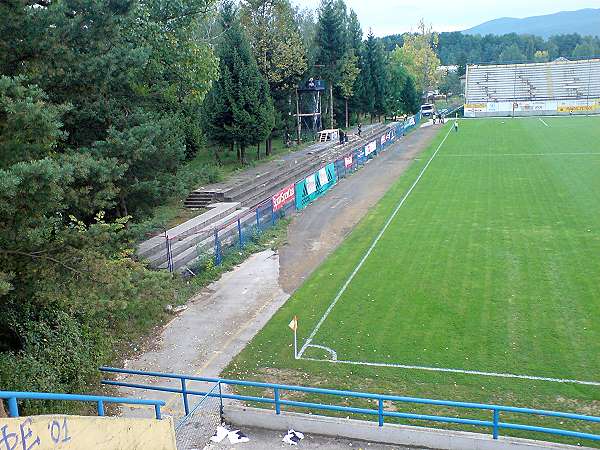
top-left (463, 8), bottom-right (600, 38)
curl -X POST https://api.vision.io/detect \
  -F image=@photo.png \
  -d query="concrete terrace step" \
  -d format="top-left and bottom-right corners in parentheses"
top-left (183, 123), bottom-right (384, 209)
top-left (137, 202), bottom-right (241, 260)
top-left (222, 124), bottom-right (394, 208)
top-left (165, 207), bottom-right (253, 272)
top-left (182, 122), bottom-right (393, 213)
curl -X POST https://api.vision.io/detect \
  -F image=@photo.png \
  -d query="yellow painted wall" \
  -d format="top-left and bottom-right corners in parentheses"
top-left (0, 415), bottom-right (176, 450)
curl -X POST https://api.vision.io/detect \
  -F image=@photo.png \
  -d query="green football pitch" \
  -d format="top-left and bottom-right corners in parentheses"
top-left (225, 116), bottom-right (600, 440)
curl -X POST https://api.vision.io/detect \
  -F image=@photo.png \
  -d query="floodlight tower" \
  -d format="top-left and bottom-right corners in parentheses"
top-left (294, 78), bottom-right (326, 144)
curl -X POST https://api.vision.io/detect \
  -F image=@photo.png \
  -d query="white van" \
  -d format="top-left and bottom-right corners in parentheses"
top-left (420, 104), bottom-right (436, 118)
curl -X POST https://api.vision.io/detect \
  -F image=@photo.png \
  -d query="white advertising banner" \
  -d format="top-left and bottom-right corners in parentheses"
top-left (305, 174), bottom-right (317, 195)
top-left (318, 167), bottom-right (329, 186)
top-left (365, 141), bottom-right (377, 157)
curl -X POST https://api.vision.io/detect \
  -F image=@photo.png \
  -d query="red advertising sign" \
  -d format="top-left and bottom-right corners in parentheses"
top-left (272, 183), bottom-right (295, 211)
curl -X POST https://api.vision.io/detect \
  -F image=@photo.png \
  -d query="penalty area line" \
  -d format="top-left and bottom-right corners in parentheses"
top-left (297, 125), bottom-right (455, 358)
top-left (300, 357), bottom-right (600, 387)
top-left (539, 118), bottom-right (550, 127)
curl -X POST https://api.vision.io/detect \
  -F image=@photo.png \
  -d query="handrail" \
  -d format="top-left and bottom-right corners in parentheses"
top-left (99, 367), bottom-right (600, 442)
top-left (0, 390), bottom-right (165, 420)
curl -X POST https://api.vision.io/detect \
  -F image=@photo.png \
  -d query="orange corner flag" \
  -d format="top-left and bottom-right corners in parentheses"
top-left (288, 316), bottom-right (298, 332)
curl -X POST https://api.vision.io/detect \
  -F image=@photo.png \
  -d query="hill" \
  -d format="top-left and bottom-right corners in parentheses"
top-left (464, 8), bottom-right (600, 38)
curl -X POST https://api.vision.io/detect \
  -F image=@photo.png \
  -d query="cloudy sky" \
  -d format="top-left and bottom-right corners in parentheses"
top-left (293, 0), bottom-right (600, 36)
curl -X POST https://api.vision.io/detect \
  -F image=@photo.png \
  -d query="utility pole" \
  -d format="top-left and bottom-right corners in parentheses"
top-left (329, 80), bottom-right (334, 129)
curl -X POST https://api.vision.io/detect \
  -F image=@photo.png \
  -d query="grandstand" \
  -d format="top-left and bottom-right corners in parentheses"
top-left (465, 58), bottom-right (600, 117)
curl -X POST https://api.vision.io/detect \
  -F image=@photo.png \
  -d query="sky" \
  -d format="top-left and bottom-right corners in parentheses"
top-left (293, 0), bottom-right (600, 37)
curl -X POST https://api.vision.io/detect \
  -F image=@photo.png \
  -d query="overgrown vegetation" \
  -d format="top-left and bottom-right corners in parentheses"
top-left (0, 0), bottom-right (424, 411)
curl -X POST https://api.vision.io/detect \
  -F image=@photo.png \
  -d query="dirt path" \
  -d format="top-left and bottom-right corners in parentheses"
top-left (279, 124), bottom-right (441, 293)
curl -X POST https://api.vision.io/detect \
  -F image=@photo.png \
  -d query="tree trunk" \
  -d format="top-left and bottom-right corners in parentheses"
top-left (345, 98), bottom-right (349, 129)
top-left (295, 90), bottom-right (301, 145)
top-left (256, 142), bottom-right (260, 160)
top-left (266, 137), bottom-right (272, 156)
top-left (329, 80), bottom-right (334, 129)
top-left (213, 148), bottom-right (222, 165)
top-left (120, 194), bottom-right (128, 218)
top-left (236, 145), bottom-right (241, 161)
top-left (240, 145), bottom-right (246, 165)
top-left (0, 400), bottom-right (6, 418)
top-left (229, 142), bottom-right (234, 153)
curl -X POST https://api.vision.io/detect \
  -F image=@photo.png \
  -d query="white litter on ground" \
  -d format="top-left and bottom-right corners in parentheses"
top-left (209, 426), bottom-right (229, 443)
top-left (209, 425), bottom-right (250, 445)
top-left (283, 429), bottom-right (305, 445)
top-left (228, 430), bottom-right (250, 444)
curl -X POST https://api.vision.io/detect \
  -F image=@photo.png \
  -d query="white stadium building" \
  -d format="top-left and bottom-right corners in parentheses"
top-left (464, 58), bottom-right (600, 117)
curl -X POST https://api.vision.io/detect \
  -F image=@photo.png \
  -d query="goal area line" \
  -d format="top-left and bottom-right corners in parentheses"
top-left (300, 356), bottom-right (600, 387)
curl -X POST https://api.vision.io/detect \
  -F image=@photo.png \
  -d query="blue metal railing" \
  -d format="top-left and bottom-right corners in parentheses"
top-left (99, 367), bottom-right (600, 443)
top-left (0, 391), bottom-right (165, 420)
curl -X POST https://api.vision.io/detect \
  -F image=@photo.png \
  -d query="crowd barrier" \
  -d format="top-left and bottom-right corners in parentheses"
top-left (166, 115), bottom-right (421, 272)
top-left (99, 367), bottom-right (600, 444)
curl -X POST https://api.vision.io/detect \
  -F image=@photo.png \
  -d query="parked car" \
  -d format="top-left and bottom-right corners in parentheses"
top-left (420, 103), bottom-right (436, 118)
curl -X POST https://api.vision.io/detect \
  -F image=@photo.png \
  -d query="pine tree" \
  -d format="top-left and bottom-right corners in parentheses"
top-left (346, 9), bottom-right (363, 121)
top-left (315, 0), bottom-right (346, 128)
top-left (241, 0), bottom-right (307, 156)
top-left (402, 75), bottom-right (419, 114)
top-left (360, 30), bottom-right (388, 121)
top-left (204, 1), bottom-right (274, 164)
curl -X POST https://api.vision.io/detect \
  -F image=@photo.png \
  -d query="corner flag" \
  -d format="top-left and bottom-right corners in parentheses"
top-left (288, 316), bottom-right (298, 359)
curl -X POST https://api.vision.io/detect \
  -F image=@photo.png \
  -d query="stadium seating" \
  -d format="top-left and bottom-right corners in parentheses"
top-left (466, 58), bottom-right (600, 103)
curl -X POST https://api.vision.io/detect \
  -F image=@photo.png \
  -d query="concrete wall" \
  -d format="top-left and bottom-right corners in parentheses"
top-left (224, 405), bottom-right (593, 450)
top-left (0, 415), bottom-right (176, 450)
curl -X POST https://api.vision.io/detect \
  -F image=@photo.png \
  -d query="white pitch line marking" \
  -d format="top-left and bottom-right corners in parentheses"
top-left (300, 357), bottom-right (600, 387)
top-left (539, 118), bottom-right (550, 127)
top-left (440, 152), bottom-right (600, 157)
top-left (305, 345), bottom-right (338, 361)
top-left (297, 125), bottom-right (455, 358)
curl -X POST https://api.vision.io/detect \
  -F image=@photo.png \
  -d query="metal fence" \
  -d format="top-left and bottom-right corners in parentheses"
top-left (165, 116), bottom-right (422, 273)
top-left (100, 367), bottom-right (600, 444)
top-left (0, 390), bottom-right (164, 419)
top-left (175, 382), bottom-right (222, 450)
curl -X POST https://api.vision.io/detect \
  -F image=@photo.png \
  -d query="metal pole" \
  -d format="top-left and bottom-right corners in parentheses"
top-left (181, 378), bottom-right (190, 416)
top-left (97, 400), bottom-right (105, 417)
top-left (7, 397), bottom-right (18, 417)
top-left (218, 382), bottom-right (224, 417)
top-left (492, 409), bottom-right (500, 439)
top-left (378, 399), bottom-right (384, 427)
top-left (214, 229), bottom-right (221, 266)
top-left (296, 89), bottom-right (301, 144)
top-left (237, 218), bottom-right (243, 249)
top-left (294, 327), bottom-right (298, 359)
top-left (274, 388), bottom-right (281, 415)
